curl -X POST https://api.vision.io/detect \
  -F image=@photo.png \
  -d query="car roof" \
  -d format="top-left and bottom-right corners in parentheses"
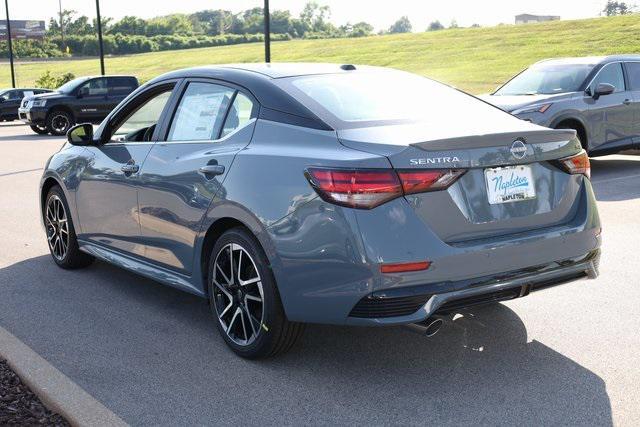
top-left (144, 63), bottom-right (390, 132)
top-left (534, 55), bottom-right (640, 67)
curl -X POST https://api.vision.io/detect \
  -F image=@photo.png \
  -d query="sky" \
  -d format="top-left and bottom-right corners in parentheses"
top-left (4, 0), bottom-right (609, 30)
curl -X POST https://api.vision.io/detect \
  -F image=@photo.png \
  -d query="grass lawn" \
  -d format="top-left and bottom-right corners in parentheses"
top-left (2, 14), bottom-right (640, 94)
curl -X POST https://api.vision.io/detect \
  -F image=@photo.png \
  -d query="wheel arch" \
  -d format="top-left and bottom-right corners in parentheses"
top-left (40, 176), bottom-right (63, 215)
top-left (197, 208), bottom-right (278, 297)
top-left (46, 105), bottom-right (75, 121)
top-left (551, 116), bottom-right (589, 150)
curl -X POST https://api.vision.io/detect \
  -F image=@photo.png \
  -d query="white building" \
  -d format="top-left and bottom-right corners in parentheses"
top-left (515, 14), bottom-right (561, 24)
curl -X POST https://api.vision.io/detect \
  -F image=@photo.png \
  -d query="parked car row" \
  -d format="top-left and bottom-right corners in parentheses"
top-left (41, 62), bottom-right (601, 358)
top-left (12, 75), bottom-right (139, 135)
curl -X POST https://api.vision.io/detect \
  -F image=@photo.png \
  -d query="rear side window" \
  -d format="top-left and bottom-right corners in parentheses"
top-left (108, 77), bottom-right (137, 96)
top-left (626, 63), bottom-right (640, 90)
top-left (221, 92), bottom-right (256, 137)
top-left (591, 63), bottom-right (625, 93)
top-left (168, 82), bottom-right (235, 142)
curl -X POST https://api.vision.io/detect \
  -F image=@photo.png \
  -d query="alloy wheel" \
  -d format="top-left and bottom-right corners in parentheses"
top-left (212, 243), bottom-right (265, 346)
top-left (51, 114), bottom-right (69, 134)
top-left (45, 195), bottom-right (69, 260)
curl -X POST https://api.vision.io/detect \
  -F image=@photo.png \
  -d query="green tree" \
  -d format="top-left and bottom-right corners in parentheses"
top-left (300, 1), bottom-right (331, 32)
top-left (602, 1), bottom-right (632, 15)
top-left (388, 16), bottom-right (412, 33)
top-left (427, 20), bottom-right (445, 31)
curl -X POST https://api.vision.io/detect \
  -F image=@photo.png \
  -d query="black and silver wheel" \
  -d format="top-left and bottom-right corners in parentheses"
top-left (46, 111), bottom-right (74, 136)
top-left (208, 228), bottom-right (304, 358)
top-left (44, 186), bottom-right (94, 269)
top-left (30, 124), bottom-right (49, 135)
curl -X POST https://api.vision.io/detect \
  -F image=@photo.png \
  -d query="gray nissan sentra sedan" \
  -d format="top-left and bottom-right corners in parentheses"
top-left (482, 55), bottom-right (640, 156)
top-left (40, 63), bottom-right (601, 358)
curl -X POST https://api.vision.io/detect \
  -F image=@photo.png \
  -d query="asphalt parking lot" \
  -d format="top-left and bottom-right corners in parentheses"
top-left (0, 122), bottom-right (639, 426)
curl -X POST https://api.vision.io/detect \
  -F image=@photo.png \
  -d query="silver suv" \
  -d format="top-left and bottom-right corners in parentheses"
top-left (482, 55), bottom-right (640, 156)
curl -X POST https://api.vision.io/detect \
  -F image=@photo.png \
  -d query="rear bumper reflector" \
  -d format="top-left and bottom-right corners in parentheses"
top-left (380, 261), bottom-right (431, 274)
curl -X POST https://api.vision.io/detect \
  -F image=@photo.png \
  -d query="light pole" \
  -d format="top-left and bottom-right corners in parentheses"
top-left (4, 0), bottom-right (15, 87)
top-left (58, 0), bottom-right (64, 51)
top-left (95, 0), bottom-right (105, 75)
top-left (263, 0), bottom-right (270, 63)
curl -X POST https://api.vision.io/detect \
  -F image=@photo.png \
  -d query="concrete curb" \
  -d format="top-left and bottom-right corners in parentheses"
top-left (0, 325), bottom-right (127, 427)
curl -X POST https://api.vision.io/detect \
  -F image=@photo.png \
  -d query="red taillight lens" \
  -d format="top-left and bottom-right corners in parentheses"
top-left (397, 170), bottom-right (467, 194)
top-left (380, 261), bottom-right (431, 273)
top-left (305, 168), bottom-right (403, 209)
top-left (556, 150), bottom-right (590, 179)
top-left (306, 167), bottom-right (466, 209)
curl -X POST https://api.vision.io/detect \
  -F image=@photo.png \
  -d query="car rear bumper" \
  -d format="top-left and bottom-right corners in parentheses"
top-left (345, 249), bottom-right (600, 326)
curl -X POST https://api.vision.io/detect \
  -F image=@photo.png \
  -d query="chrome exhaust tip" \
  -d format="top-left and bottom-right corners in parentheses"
top-left (405, 317), bottom-right (444, 337)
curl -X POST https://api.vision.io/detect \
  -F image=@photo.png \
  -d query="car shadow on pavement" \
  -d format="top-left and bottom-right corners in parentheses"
top-left (0, 255), bottom-right (613, 425)
top-left (590, 156), bottom-right (640, 202)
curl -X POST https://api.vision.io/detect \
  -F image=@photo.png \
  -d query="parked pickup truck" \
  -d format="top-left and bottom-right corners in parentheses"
top-left (20, 75), bottom-right (138, 135)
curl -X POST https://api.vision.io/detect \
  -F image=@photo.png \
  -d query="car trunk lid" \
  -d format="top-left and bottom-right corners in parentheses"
top-left (338, 123), bottom-right (584, 243)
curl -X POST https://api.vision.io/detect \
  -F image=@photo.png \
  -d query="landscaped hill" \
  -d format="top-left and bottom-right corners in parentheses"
top-left (3, 13), bottom-right (640, 94)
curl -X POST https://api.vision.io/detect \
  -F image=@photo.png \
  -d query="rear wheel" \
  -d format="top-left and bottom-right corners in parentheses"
top-left (46, 111), bottom-right (74, 136)
top-left (208, 227), bottom-right (304, 359)
top-left (44, 186), bottom-right (94, 269)
top-left (30, 124), bottom-right (49, 135)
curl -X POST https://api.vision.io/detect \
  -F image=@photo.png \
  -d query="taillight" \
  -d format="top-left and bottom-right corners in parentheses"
top-left (556, 150), bottom-right (590, 179)
top-left (397, 170), bottom-right (466, 194)
top-left (305, 168), bottom-right (403, 209)
top-left (305, 167), bottom-right (465, 209)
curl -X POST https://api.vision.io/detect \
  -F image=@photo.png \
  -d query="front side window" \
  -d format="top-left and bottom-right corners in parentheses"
top-left (221, 92), bottom-right (255, 137)
top-left (111, 88), bottom-right (173, 142)
top-left (79, 78), bottom-right (108, 97)
top-left (168, 82), bottom-right (235, 142)
top-left (591, 63), bottom-right (625, 93)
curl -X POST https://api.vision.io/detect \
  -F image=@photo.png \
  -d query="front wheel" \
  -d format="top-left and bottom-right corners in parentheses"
top-left (208, 227), bottom-right (304, 359)
top-left (30, 124), bottom-right (49, 135)
top-left (44, 186), bottom-right (94, 269)
top-left (46, 111), bottom-right (74, 136)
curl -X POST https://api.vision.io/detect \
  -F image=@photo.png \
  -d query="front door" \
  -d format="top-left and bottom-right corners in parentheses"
top-left (137, 80), bottom-right (258, 274)
top-left (75, 84), bottom-right (176, 255)
top-left (585, 62), bottom-right (635, 151)
top-left (74, 77), bottom-right (111, 122)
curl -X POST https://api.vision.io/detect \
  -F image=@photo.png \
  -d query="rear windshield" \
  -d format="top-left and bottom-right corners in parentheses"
top-left (495, 63), bottom-right (595, 96)
top-left (278, 71), bottom-right (509, 129)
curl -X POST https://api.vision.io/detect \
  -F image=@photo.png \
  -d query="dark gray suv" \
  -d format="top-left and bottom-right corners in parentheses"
top-left (482, 56), bottom-right (640, 156)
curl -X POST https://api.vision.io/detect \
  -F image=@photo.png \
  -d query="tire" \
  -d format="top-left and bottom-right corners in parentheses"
top-left (44, 185), bottom-right (94, 269)
top-left (46, 110), bottom-right (74, 136)
top-left (30, 124), bottom-right (49, 135)
top-left (208, 227), bottom-right (304, 359)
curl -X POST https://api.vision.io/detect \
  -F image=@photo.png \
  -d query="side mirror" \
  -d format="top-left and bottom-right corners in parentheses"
top-left (0, 98), bottom-right (5, 103)
top-left (67, 123), bottom-right (95, 146)
top-left (593, 83), bottom-right (615, 99)
top-left (77, 87), bottom-right (88, 98)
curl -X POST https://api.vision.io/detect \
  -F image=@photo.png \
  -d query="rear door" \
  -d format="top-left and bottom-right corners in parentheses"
top-left (0, 90), bottom-right (23, 119)
top-left (137, 79), bottom-right (258, 274)
top-left (623, 61), bottom-right (640, 145)
top-left (584, 62), bottom-right (635, 151)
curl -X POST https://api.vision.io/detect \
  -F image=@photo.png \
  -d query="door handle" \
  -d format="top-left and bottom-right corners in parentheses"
top-left (198, 165), bottom-right (225, 176)
top-left (121, 163), bottom-right (139, 174)
top-left (623, 99), bottom-right (633, 105)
